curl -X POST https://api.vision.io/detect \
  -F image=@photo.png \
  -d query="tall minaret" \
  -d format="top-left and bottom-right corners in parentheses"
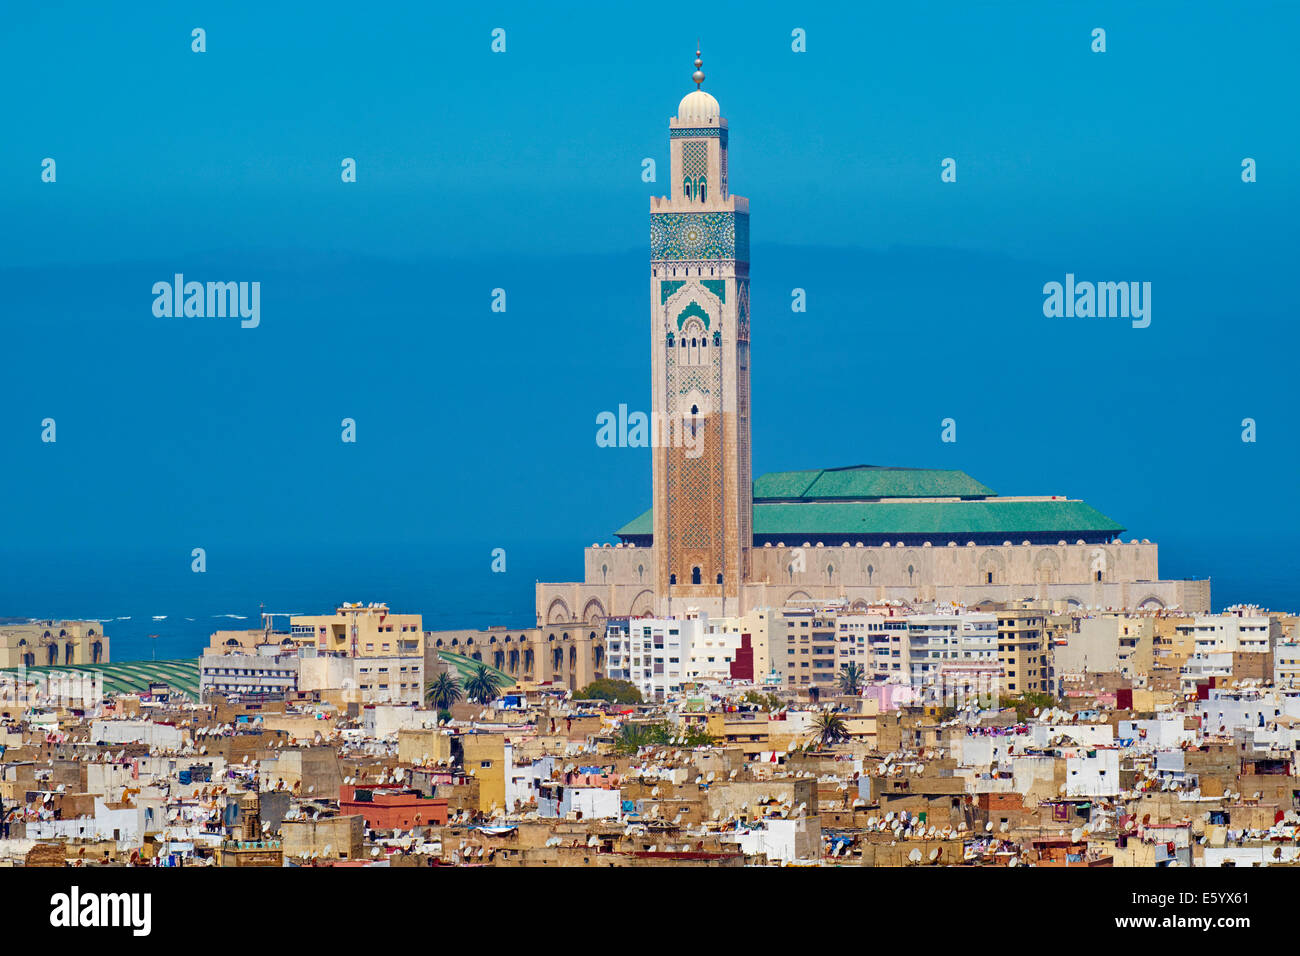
top-left (650, 49), bottom-right (752, 615)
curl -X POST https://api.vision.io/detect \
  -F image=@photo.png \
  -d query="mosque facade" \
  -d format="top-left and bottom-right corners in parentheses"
top-left (535, 56), bottom-right (1210, 633)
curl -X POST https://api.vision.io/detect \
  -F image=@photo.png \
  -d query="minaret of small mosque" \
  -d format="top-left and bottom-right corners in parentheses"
top-left (649, 47), bottom-right (753, 614)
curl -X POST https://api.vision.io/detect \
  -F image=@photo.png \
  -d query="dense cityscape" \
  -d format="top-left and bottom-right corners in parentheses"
top-left (2, 597), bottom-right (1299, 870)
top-left (1, 52), bottom-right (1292, 884)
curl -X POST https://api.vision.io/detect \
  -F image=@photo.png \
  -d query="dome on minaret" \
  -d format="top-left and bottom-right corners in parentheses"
top-left (676, 46), bottom-right (719, 123)
top-left (677, 89), bottom-right (720, 124)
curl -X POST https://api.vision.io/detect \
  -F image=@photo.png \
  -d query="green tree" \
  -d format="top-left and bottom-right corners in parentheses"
top-left (464, 664), bottom-right (506, 703)
top-left (612, 720), bottom-right (714, 755)
top-left (577, 678), bottom-right (643, 704)
top-left (425, 671), bottom-right (463, 711)
top-left (999, 691), bottom-right (1057, 722)
top-left (742, 690), bottom-right (783, 710)
top-left (812, 710), bottom-right (850, 748)
top-left (837, 662), bottom-right (865, 695)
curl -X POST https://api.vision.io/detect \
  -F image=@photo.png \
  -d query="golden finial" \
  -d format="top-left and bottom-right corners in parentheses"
top-left (692, 45), bottom-right (705, 88)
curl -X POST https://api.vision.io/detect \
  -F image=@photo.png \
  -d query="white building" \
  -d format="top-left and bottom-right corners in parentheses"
top-left (726, 816), bottom-right (820, 864)
top-left (1063, 747), bottom-right (1121, 797)
top-left (687, 624), bottom-right (744, 684)
top-left (1275, 643), bottom-right (1300, 689)
top-left (1191, 609), bottom-right (1274, 655)
top-left (902, 612), bottom-right (998, 694)
top-left (201, 650), bottom-right (299, 700)
top-left (537, 782), bottom-right (622, 820)
top-left (606, 614), bottom-right (708, 700)
top-left (90, 719), bottom-right (185, 750)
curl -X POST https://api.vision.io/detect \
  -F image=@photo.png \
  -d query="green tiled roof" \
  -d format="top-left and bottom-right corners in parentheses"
top-left (615, 466), bottom-right (1122, 541)
top-left (750, 469), bottom-right (824, 499)
top-left (754, 465), bottom-right (994, 501)
top-left (617, 508), bottom-right (654, 537)
top-left (616, 499), bottom-right (1123, 540)
top-left (752, 499), bottom-right (1123, 537)
top-left (0, 659), bottom-right (201, 701)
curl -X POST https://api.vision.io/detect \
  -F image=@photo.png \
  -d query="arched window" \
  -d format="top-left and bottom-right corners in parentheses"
top-left (716, 573), bottom-right (723, 584)
top-left (691, 567), bottom-right (702, 585)
top-left (669, 573), bottom-right (677, 585)
top-left (683, 178), bottom-right (693, 200)
top-left (699, 177), bottom-right (707, 202)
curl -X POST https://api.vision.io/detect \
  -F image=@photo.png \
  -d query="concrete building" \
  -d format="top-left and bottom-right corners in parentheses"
top-left (998, 609), bottom-right (1049, 696)
top-left (200, 650), bottom-right (299, 701)
top-left (0, 620), bottom-right (108, 668)
top-left (775, 607), bottom-right (839, 691)
top-left (605, 615), bottom-right (704, 700)
top-left (1055, 615), bottom-right (1155, 681)
top-left (703, 607), bottom-right (773, 682)
top-left (291, 603), bottom-right (424, 659)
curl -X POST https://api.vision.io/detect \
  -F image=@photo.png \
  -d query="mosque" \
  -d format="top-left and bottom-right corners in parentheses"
top-left (534, 52), bottom-right (1209, 631)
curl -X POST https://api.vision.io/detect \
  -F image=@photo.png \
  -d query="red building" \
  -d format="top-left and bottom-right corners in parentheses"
top-left (338, 784), bottom-right (449, 828)
top-left (729, 633), bottom-right (754, 682)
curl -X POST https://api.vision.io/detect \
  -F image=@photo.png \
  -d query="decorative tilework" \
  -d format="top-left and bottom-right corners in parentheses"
top-left (701, 279), bottom-right (726, 303)
top-left (660, 280), bottom-right (685, 304)
top-left (682, 141), bottom-right (708, 180)
top-left (676, 300), bottom-right (710, 330)
top-left (670, 128), bottom-right (726, 141)
top-left (650, 212), bottom-right (749, 263)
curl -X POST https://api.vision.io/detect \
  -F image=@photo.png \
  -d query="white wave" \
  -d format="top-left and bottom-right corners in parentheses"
top-left (152, 615), bottom-right (168, 621)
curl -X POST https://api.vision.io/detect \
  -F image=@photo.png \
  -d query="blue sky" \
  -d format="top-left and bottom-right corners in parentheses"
top-left (2, 1), bottom-right (1297, 655)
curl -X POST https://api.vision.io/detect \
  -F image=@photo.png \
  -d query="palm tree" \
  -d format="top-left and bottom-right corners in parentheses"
top-left (464, 664), bottom-right (505, 702)
top-left (812, 710), bottom-right (850, 749)
top-left (426, 671), bottom-right (462, 711)
top-left (613, 723), bottom-right (654, 755)
top-left (837, 662), bottom-right (865, 695)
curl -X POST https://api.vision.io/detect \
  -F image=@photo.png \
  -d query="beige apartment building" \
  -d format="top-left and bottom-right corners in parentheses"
top-left (289, 603), bottom-right (424, 658)
top-left (776, 607), bottom-right (839, 691)
top-left (998, 610), bottom-right (1049, 695)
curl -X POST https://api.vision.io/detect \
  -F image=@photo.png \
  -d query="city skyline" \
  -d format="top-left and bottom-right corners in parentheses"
top-left (4, 5), bottom-right (1299, 908)
top-left (3, 4), bottom-right (1298, 652)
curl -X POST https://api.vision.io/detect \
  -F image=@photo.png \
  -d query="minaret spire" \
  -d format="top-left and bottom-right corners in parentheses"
top-left (692, 45), bottom-right (704, 88)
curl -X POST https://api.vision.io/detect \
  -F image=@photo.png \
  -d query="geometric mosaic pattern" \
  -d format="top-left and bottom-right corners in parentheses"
top-left (650, 212), bottom-right (748, 262)
top-left (670, 127), bottom-right (726, 141)
top-left (682, 141), bottom-right (707, 180)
